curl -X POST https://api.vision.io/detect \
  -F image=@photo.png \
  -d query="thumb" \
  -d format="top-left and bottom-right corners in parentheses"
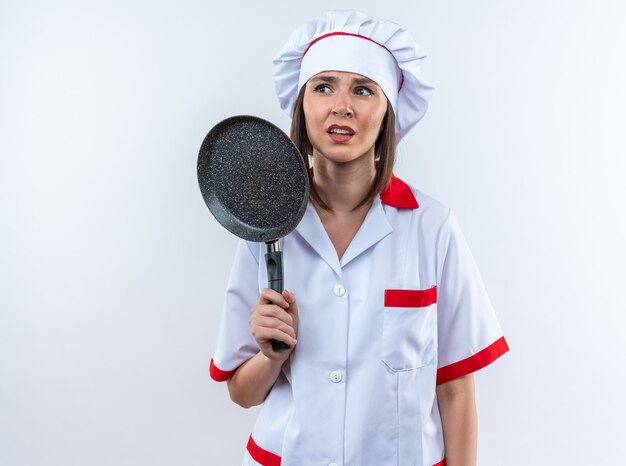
top-left (282, 290), bottom-right (298, 314)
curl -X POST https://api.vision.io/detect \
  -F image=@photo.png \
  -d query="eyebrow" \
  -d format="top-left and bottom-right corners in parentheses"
top-left (310, 75), bottom-right (377, 86)
top-left (352, 77), bottom-right (376, 85)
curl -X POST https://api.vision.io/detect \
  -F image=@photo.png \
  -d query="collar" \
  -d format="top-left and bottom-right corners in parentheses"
top-left (294, 196), bottom-right (393, 275)
top-left (292, 173), bottom-right (417, 274)
top-left (380, 173), bottom-right (419, 209)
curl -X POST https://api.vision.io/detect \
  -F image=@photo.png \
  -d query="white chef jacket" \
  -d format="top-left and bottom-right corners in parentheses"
top-left (209, 174), bottom-right (509, 466)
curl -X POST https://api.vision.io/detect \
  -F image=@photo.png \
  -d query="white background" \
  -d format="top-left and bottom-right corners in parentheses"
top-left (2, 0), bottom-right (625, 465)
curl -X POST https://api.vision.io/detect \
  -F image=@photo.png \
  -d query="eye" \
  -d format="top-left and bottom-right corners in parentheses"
top-left (313, 84), bottom-right (332, 93)
top-left (355, 87), bottom-right (374, 96)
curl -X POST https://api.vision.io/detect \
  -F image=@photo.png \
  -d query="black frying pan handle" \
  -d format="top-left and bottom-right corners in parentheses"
top-left (265, 241), bottom-right (291, 352)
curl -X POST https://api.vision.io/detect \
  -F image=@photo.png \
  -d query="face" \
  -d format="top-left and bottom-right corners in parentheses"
top-left (302, 71), bottom-right (388, 166)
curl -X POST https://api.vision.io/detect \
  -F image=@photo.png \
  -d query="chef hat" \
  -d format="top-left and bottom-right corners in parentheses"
top-left (272, 10), bottom-right (435, 141)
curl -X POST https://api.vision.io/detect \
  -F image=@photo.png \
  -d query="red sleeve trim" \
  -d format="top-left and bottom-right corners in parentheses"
top-left (385, 286), bottom-right (437, 308)
top-left (247, 435), bottom-right (282, 466)
top-left (433, 458), bottom-right (446, 466)
top-left (436, 336), bottom-right (510, 385)
top-left (209, 358), bottom-right (235, 382)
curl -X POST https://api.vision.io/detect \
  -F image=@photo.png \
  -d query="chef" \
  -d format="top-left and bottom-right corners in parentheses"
top-left (209, 10), bottom-right (509, 466)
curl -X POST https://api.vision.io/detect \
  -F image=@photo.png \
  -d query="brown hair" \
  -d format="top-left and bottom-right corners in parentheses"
top-left (289, 85), bottom-right (397, 212)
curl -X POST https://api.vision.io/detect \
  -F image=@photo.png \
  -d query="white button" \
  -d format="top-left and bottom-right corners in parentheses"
top-left (329, 370), bottom-right (343, 383)
top-left (333, 284), bottom-right (346, 296)
top-left (329, 463), bottom-right (339, 466)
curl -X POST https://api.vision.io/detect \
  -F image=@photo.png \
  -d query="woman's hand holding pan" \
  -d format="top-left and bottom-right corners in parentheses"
top-left (249, 288), bottom-right (299, 362)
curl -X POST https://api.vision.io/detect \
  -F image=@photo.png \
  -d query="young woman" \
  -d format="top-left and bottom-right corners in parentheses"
top-left (209, 10), bottom-right (509, 466)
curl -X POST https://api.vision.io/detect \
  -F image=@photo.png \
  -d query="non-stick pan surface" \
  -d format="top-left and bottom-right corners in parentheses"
top-left (197, 115), bottom-right (309, 243)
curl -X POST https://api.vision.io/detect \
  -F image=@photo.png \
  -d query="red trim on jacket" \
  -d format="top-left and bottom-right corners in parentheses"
top-left (380, 174), bottom-right (420, 209)
top-left (247, 435), bottom-right (281, 466)
top-left (241, 372), bottom-right (450, 466)
top-left (209, 358), bottom-right (235, 382)
top-left (384, 286), bottom-right (437, 307)
top-left (246, 432), bottom-right (442, 466)
top-left (436, 336), bottom-right (510, 385)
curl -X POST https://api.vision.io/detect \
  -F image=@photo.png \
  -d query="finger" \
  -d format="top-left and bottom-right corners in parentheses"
top-left (252, 305), bottom-right (294, 327)
top-left (283, 290), bottom-right (298, 317)
top-left (251, 316), bottom-right (296, 339)
top-left (258, 288), bottom-right (289, 308)
top-left (282, 289), bottom-right (296, 304)
top-left (253, 326), bottom-right (297, 346)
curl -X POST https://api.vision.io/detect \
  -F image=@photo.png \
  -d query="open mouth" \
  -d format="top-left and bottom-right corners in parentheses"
top-left (327, 125), bottom-right (355, 138)
top-left (328, 128), bottom-right (355, 135)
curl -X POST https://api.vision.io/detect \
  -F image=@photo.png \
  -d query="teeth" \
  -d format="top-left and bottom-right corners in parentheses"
top-left (329, 128), bottom-right (353, 135)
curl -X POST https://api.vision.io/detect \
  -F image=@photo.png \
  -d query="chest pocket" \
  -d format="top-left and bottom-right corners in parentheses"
top-left (382, 286), bottom-right (437, 371)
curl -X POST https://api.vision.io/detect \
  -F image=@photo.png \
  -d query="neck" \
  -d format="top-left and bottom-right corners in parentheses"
top-left (311, 153), bottom-right (376, 213)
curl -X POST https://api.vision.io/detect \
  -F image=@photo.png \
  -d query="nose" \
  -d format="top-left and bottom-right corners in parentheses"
top-left (331, 92), bottom-right (353, 117)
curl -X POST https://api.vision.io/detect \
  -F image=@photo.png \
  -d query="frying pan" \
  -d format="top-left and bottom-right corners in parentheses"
top-left (197, 115), bottom-right (309, 351)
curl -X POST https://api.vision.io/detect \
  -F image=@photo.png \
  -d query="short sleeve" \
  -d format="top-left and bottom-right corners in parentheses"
top-left (435, 209), bottom-right (509, 385)
top-left (209, 239), bottom-right (261, 382)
